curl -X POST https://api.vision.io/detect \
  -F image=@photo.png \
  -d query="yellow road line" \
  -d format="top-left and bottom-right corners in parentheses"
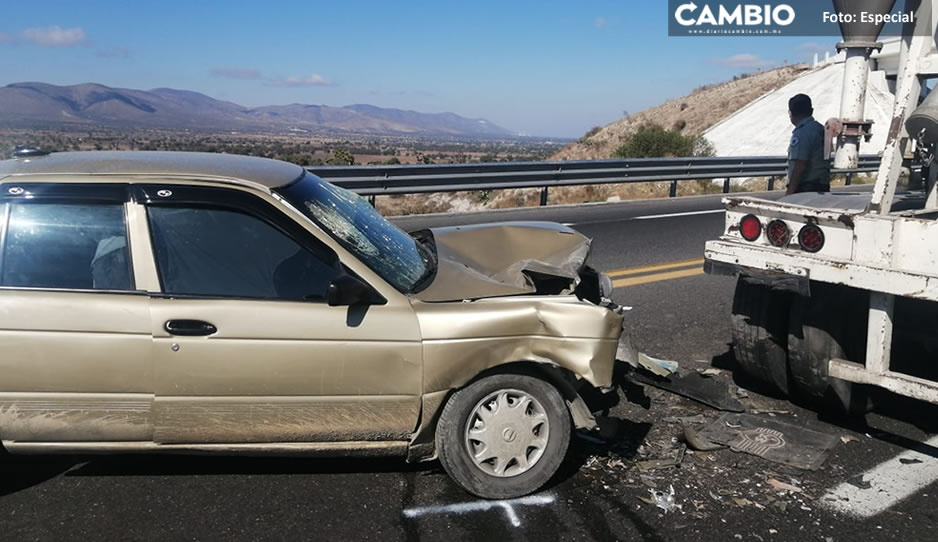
top-left (606, 258), bottom-right (705, 278)
top-left (611, 267), bottom-right (706, 289)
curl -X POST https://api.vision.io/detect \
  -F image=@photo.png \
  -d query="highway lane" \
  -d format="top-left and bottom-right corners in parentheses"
top-left (3, 190), bottom-right (937, 541)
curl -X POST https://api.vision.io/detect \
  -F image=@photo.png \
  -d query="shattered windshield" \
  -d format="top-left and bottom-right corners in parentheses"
top-left (276, 173), bottom-right (431, 293)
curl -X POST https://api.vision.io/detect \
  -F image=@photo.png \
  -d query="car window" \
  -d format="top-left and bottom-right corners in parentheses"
top-left (147, 206), bottom-right (340, 301)
top-left (1, 203), bottom-right (134, 291)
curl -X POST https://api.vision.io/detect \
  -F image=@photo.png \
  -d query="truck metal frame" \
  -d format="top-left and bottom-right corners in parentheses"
top-left (705, 0), bottom-right (938, 404)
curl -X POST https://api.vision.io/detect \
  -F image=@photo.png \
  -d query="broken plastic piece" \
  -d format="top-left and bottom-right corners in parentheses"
top-left (630, 371), bottom-right (745, 412)
top-left (767, 478), bottom-right (803, 493)
top-left (637, 445), bottom-right (686, 472)
top-left (638, 353), bottom-right (679, 375)
top-left (683, 425), bottom-right (726, 452)
top-left (846, 474), bottom-right (872, 489)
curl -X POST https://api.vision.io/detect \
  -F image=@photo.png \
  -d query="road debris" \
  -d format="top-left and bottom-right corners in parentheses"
top-left (847, 474), bottom-right (872, 489)
top-left (767, 478), bottom-right (803, 493)
top-left (841, 435), bottom-right (860, 445)
top-left (683, 425), bottom-right (726, 451)
top-left (630, 371), bottom-right (745, 412)
top-left (696, 414), bottom-right (839, 470)
top-left (637, 353), bottom-right (680, 376)
top-left (899, 457), bottom-right (923, 465)
top-left (662, 414), bottom-right (708, 425)
top-left (639, 485), bottom-right (682, 513)
top-left (698, 368), bottom-right (722, 377)
top-left (637, 444), bottom-right (686, 472)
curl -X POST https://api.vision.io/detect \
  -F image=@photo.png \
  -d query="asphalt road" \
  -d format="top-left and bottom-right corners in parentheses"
top-left (3, 189), bottom-right (938, 541)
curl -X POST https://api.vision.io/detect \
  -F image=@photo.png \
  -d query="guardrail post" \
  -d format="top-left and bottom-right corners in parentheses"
top-left (768, 176), bottom-right (775, 191)
top-left (723, 178), bottom-right (731, 194)
top-left (669, 181), bottom-right (677, 198)
top-left (846, 172), bottom-right (853, 186)
top-left (540, 186), bottom-right (549, 206)
top-left (368, 195), bottom-right (376, 207)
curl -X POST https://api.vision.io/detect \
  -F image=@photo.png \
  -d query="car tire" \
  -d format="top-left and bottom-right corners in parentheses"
top-left (788, 281), bottom-right (872, 415)
top-left (730, 276), bottom-right (791, 395)
top-left (435, 373), bottom-right (570, 499)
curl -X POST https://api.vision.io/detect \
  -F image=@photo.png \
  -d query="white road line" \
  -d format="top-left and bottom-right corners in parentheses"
top-left (633, 209), bottom-right (725, 220)
top-left (821, 434), bottom-right (938, 518)
top-left (402, 493), bottom-right (555, 527)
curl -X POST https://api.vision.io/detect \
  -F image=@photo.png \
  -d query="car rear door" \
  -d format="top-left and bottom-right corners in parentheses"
top-left (0, 182), bottom-right (154, 444)
top-left (135, 184), bottom-right (422, 445)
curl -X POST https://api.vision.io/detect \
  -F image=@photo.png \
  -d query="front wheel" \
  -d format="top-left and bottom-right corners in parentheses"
top-left (435, 373), bottom-right (571, 499)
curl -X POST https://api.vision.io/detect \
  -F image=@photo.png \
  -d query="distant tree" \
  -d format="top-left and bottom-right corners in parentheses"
top-left (383, 157), bottom-right (401, 165)
top-left (326, 149), bottom-right (355, 165)
top-left (414, 151), bottom-right (433, 164)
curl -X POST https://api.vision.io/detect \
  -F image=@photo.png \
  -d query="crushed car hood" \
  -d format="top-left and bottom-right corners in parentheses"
top-left (412, 221), bottom-right (591, 302)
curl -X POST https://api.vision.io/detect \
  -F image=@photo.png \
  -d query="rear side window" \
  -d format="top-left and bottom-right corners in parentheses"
top-left (1, 203), bottom-right (133, 290)
top-left (147, 206), bottom-right (340, 301)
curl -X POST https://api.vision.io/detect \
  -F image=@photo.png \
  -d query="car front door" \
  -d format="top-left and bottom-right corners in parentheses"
top-left (0, 183), bottom-right (154, 444)
top-left (136, 184), bottom-right (422, 445)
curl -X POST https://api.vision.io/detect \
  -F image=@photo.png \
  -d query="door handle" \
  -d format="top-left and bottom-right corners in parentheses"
top-left (165, 319), bottom-right (217, 336)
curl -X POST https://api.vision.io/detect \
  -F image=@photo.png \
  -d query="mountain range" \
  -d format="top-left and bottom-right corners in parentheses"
top-left (0, 82), bottom-right (514, 137)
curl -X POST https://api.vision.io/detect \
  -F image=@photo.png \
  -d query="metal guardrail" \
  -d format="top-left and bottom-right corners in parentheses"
top-left (308, 155), bottom-right (882, 205)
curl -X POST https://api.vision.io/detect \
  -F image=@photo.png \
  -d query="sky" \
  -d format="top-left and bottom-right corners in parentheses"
top-left (0, 0), bottom-right (838, 138)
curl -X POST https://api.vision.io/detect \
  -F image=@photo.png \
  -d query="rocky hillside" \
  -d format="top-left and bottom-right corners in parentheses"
top-left (552, 65), bottom-right (808, 160)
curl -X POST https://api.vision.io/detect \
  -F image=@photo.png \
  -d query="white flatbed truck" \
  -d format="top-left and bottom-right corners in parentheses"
top-left (705, 0), bottom-right (938, 408)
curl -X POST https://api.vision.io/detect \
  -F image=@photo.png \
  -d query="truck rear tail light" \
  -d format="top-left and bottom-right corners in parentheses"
top-left (739, 214), bottom-right (762, 242)
top-left (766, 220), bottom-right (791, 247)
top-left (798, 224), bottom-right (825, 253)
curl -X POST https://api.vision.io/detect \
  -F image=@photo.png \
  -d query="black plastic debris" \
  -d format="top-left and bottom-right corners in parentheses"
top-left (629, 371), bottom-right (745, 412)
top-left (696, 413), bottom-right (840, 470)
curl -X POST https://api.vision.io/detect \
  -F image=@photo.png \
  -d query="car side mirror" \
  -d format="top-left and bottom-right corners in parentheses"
top-left (327, 273), bottom-right (386, 307)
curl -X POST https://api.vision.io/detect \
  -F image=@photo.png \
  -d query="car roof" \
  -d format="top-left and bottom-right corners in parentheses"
top-left (0, 151), bottom-right (305, 188)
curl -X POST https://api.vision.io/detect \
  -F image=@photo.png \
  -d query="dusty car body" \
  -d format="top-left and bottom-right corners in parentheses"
top-left (0, 150), bottom-right (623, 497)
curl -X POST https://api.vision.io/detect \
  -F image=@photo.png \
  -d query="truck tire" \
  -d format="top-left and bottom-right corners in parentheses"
top-left (788, 281), bottom-right (871, 414)
top-left (435, 373), bottom-right (570, 499)
top-left (731, 276), bottom-right (791, 395)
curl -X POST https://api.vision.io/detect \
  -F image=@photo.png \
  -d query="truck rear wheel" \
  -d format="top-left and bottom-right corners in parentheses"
top-left (787, 282), bottom-right (871, 414)
top-left (731, 276), bottom-right (791, 395)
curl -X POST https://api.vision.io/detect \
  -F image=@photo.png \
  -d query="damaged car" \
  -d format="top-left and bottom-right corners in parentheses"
top-left (0, 150), bottom-right (624, 498)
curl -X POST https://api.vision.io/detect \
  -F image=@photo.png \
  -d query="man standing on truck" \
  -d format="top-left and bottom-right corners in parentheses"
top-left (786, 94), bottom-right (831, 194)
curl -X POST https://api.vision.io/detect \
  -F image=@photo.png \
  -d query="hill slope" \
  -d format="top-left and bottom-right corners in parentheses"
top-left (0, 82), bottom-right (514, 137)
top-left (551, 65), bottom-right (807, 160)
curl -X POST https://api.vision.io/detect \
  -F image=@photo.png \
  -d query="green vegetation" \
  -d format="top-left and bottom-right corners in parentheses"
top-left (612, 123), bottom-right (715, 159)
top-left (325, 149), bottom-right (356, 165)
